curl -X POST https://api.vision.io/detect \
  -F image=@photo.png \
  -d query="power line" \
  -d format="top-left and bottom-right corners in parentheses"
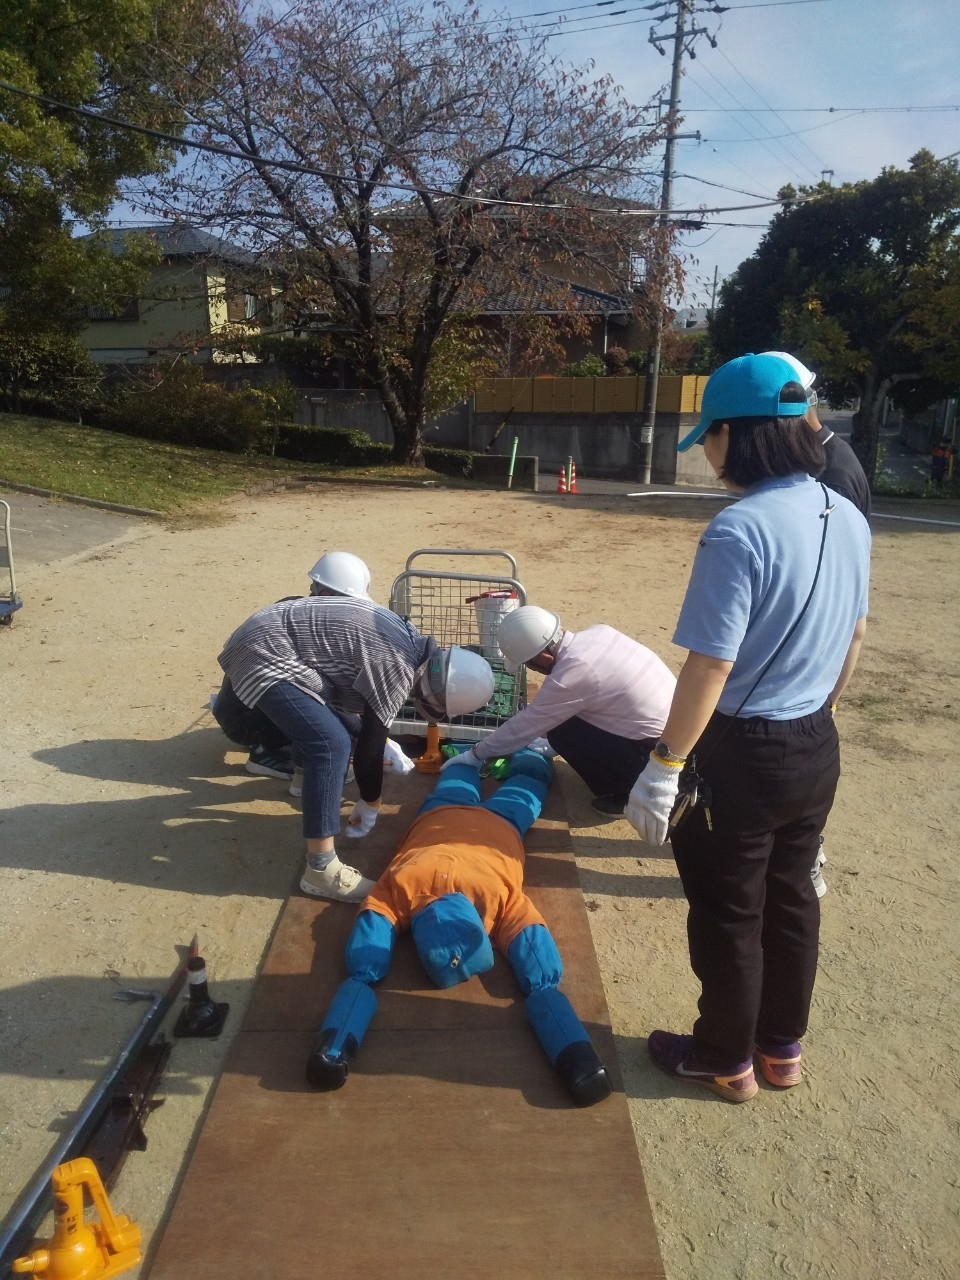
top-left (0, 78), bottom-right (804, 219)
top-left (673, 172), bottom-right (775, 200)
top-left (713, 43), bottom-right (827, 172)
top-left (702, 113), bottom-right (867, 141)
top-left (690, 62), bottom-right (821, 182)
top-left (684, 104), bottom-right (960, 112)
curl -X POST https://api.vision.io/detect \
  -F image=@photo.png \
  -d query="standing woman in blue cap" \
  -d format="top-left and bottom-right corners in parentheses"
top-left (626, 353), bottom-right (871, 1102)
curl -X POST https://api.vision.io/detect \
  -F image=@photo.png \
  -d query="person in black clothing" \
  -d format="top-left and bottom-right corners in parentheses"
top-left (763, 351), bottom-right (870, 518)
top-left (762, 353), bottom-right (872, 901)
top-left (931, 438), bottom-right (954, 486)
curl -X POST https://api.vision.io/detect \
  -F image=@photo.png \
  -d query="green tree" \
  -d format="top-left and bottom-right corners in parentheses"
top-left (710, 151), bottom-right (960, 480)
top-left (0, 0), bottom-right (198, 345)
top-left (141, 0), bottom-right (670, 465)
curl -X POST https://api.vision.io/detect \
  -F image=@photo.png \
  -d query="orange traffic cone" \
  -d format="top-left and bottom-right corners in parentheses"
top-left (569, 461), bottom-right (579, 494)
top-left (556, 467), bottom-right (568, 494)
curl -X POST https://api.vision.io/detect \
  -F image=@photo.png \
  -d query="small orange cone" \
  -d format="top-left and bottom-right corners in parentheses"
top-left (569, 461), bottom-right (579, 494)
top-left (556, 467), bottom-right (568, 494)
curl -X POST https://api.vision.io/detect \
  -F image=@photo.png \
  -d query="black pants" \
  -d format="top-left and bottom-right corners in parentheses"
top-left (669, 705), bottom-right (840, 1065)
top-left (546, 716), bottom-right (657, 797)
top-left (211, 676), bottom-right (291, 752)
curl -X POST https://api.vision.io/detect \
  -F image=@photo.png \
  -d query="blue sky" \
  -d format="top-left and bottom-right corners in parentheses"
top-left (509, 0), bottom-right (959, 304)
top-left (111, 0), bottom-right (958, 307)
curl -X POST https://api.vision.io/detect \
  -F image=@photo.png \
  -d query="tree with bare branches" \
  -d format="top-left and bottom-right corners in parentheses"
top-left (140, 0), bottom-right (672, 463)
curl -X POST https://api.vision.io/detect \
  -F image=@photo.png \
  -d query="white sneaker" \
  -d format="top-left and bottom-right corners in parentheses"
top-left (300, 856), bottom-right (374, 903)
top-left (811, 842), bottom-right (827, 899)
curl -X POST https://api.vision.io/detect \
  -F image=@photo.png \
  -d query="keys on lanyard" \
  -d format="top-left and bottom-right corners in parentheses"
top-left (668, 770), bottom-right (713, 832)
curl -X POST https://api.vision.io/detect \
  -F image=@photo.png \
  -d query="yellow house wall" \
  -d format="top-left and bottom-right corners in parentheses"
top-left (80, 260), bottom-right (214, 355)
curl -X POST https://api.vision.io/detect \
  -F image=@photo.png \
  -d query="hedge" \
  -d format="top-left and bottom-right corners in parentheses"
top-left (275, 423), bottom-right (474, 478)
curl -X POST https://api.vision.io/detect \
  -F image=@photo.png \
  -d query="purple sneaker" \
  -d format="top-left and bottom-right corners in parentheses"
top-left (755, 1040), bottom-right (803, 1088)
top-left (647, 1030), bottom-right (758, 1102)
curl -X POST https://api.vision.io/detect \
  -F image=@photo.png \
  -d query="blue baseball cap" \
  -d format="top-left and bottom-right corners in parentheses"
top-left (677, 353), bottom-right (810, 453)
top-left (410, 893), bottom-right (494, 988)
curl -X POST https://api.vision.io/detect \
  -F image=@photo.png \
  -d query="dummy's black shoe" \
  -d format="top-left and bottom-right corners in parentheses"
top-left (555, 1040), bottom-right (613, 1106)
top-left (305, 1028), bottom-right (358, 1091)
top-left (590, 793), bottom-right (628, 817)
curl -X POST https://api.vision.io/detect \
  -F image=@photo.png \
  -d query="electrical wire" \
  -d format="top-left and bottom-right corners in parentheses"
top-left (684, 104), bottom-right (960, 112)
top-left (673, 172), bottom-right (775, 199)
top-left (713, 43), bottom-right (827, 172)
top-left (0, 79), bottom-right (812, 219)
top-left (690, 62), bottom-right (821, 182)
top-left (702, 112), bottom-right (865, 142)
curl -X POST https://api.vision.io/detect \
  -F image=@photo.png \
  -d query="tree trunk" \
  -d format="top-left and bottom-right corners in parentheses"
top-left (850, 366), bottom-right (881, 483)
top-left (389, 408), bottom-right (426, 466)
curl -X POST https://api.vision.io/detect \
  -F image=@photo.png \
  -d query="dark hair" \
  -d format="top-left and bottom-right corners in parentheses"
top-left (704, 382), bottom-right (824, 487)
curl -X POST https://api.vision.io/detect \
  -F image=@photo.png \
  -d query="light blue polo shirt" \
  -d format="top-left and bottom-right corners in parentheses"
top-left (673, 473), bottom-right (871, 719)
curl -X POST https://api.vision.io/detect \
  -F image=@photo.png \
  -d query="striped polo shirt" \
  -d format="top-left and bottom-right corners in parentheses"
top-left (218, 596), bottom-right (430, 727)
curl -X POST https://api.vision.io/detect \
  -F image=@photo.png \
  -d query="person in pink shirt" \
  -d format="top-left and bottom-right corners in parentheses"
top-left (442, 606), bottom-right (676, 817)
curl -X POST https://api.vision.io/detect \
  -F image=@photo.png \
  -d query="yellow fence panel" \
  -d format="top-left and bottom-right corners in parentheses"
top-left (532, 378), bottom-right (559, 412)
top-left (474, 376), bottom-right (703, 415)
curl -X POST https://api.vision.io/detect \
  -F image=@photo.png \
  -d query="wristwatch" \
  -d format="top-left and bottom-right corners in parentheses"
top-left (653, 740), bottom-right (687, 765)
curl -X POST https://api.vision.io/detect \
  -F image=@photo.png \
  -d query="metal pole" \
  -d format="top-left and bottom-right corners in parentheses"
top-left (0, 944), bottom-right (194, 1270)
top-left (638, 0), bottom-right (688, 485)
top-left (506, 436), bottom-right (519, 489)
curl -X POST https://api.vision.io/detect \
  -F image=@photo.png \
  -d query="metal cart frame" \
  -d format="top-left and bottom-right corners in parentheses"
top-left (389, 548), bottom-right (527, 744)
top-left (0, 500), bottom-right (23, 625)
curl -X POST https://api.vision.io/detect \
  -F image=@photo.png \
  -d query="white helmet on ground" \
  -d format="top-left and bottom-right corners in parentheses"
top-left (412, 646), bottom-right (495, 722)
top-left (761, 351), bottom-right (816, 402)
top-left (307, 551), bottom-right (371, 599)
top-left (496, 605), bottom-right (563, 674)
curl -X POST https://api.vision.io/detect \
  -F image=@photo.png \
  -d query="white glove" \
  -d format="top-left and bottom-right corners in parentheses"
top-left (439, 747), bottom-right (482, 772)
top-left (625, 756), bottom-right (684, 845)
top-left (346, 798), bottom-right (381, 838)
top-left (383, 738), bottom-right (415, 774)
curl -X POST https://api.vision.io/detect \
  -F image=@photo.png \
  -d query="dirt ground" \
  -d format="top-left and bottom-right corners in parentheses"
top-left (2, 482), bottom-right (959, 1279)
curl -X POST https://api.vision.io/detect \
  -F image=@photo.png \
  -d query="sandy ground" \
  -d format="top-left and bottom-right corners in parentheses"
top-left (2, 482), bottom-right (959, 1279)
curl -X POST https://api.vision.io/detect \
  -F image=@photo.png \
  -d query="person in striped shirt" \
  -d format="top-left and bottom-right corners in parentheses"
top-left (218, 597), bottom-right (494, 902)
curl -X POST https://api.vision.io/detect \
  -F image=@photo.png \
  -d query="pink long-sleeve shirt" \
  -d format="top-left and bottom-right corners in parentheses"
top-left (475, 625), bottom-right (676, 761)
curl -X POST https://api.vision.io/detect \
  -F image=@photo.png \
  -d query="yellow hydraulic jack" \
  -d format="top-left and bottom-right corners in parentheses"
top-left (11, 1158), bottom-right (141, 1278)
top-left (414, 722), bottom-right (444, 774)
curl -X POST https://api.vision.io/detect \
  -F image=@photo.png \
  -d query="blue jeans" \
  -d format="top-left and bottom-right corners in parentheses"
top-left (417, 749), bottom-right (552, 838)
top-left (256, 683), bottom-right (353, 839)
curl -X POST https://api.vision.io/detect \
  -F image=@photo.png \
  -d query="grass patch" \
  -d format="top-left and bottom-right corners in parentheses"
top-left (846, 690), bottom-right (896, 724)
top-left (0, 414), bottom-right (468, 513)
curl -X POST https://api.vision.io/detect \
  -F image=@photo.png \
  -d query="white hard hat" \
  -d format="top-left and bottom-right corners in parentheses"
top-left (761, 350), bottom-right (816, 392)
top-left (496, 605), bottom-right (562, 674)
top-left (412, 645), bottom-right (495, 722)
top-left (307, 551), bottom-right (371, 599)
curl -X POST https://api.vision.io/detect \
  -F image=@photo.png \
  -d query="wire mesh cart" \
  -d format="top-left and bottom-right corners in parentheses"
top-left (0, 499), bottom-right (23, 625)
top-left (389, 548), bottom-right (527, 745)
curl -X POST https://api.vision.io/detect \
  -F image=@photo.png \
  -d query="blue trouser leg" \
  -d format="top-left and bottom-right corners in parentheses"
top-left (508, 924), bottom-right (612, 1107)
top-left (417, 764), bottom-right (483, 815)
top-left (482, 750), bottom-right (553, 838)
top-left (306, 911), bottom-right (396, 1090)
top-left (418, 750), bottom-right (553, 838)
top-left (256, 682), bottom-right (352, 838)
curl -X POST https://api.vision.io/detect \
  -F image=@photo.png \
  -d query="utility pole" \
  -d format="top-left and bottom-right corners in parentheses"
top-left (637, 1), bottom-right (717, 484)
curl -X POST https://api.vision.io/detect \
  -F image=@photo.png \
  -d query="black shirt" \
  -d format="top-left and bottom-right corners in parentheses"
top-left (817, 426), bottom-right (871, 517)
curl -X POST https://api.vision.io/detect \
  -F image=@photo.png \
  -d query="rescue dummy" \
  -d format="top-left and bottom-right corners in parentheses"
top-left (306, 750), bottom-right (612, 1106)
